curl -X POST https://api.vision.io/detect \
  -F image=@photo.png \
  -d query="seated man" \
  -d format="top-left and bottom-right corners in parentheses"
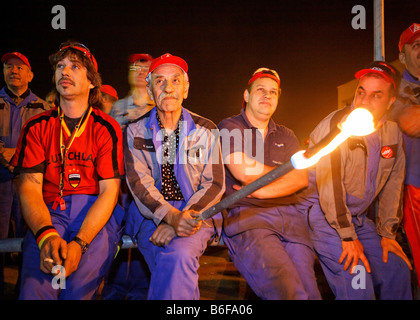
top-left (389, 23), bottom-right (420, 289)
top-left (218, 67), bottom-right (321, 300)
top-left (297, 61), bottom-right (412, 299)
top-left (124, 53), bottom-right (225, 299)
top-left (11, 41), bottom-right (124, 300)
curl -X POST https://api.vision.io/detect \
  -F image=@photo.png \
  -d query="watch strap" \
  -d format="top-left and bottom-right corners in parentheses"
top-left (72, 236), bottom-right (89, 254)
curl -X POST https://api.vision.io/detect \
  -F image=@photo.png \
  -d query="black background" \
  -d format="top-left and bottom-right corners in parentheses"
top-left (2, 0), bottom-right (419, 142)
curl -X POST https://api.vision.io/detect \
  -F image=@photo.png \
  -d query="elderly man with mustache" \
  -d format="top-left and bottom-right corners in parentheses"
top-left (124, 53), bottom-right (225, 299)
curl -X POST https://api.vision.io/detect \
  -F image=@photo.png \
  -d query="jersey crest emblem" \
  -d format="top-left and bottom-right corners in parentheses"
top-left (68, 168), bottom-right (81, 188)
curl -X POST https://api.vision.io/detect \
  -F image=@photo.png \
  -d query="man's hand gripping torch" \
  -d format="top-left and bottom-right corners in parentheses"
top-left (196, 108), bottom-right (375, 221)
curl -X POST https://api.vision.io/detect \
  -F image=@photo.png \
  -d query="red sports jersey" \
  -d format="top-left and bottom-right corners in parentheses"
top-left (11, 106), bottom-right (124, 204)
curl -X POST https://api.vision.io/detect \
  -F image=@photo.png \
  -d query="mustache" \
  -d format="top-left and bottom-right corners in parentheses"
top-left (159, 93), bottom-right (179, 100)
top-left (58, 77), bottom-right (75, 86)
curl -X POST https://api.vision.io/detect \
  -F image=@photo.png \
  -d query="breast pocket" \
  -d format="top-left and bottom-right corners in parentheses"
top-left (133, 137), bottom-right (158, 172)
top-left (343, 147), bottom-right (367, 198)
top-left (133, 137), bottom-right (155, 152)
top-left (186, 146), bottom-right (207, 183)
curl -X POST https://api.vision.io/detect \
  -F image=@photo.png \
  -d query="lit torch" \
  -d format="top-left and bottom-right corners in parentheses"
top-left (197, 108), bottom-right (375, 221)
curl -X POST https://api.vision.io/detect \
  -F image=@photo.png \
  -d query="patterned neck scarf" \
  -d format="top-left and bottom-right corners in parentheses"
top-left (157, 112), bottom-right (184, 201)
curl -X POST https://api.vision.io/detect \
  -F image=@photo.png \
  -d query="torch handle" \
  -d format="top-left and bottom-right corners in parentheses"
top-left (198, 160), bottom-right (295, 221)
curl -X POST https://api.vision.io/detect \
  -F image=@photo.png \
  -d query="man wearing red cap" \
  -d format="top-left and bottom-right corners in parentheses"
top-left (100, 84), bottom-right (119, 114)
top-left (389, 22), bottom-right (420, 289)
top-left (218, 67), bottom-right (321, 299)
top-left (297, 61), bottom-right (412, 299)
top-left (110, 53), bottom-right (155, 130)
top-left (0, 51), bottom-right (50, 298)
top-left (104, 54), bottom-right (155, 301)
top-left (124, 53), bottom-right (225, 299)
top-left (10, 41), bottom-right (124, 299)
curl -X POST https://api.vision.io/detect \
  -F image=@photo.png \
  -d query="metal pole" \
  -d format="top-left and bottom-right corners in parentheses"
top-left (199, 161), bottom-right (295, 221)
top-left (374, 0), bottom-right (385, 61)
top-left (0, 238), bottom-right (23, 253)
top-left (0, 235), bottom-right (137, 253)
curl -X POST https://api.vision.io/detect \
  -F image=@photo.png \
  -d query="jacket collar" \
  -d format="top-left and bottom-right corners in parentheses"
top-left (0, 86), bottom-right (37, 106)
top-left (147, 107), bottom-right (197, 137)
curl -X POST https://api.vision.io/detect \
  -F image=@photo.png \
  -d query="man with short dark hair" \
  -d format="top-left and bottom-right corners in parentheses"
top-left (11, 41), bottom-right (124, 300)
top-left (298, 61), bottom-right (412, 299)
top-left (218, 67), bottom-right (321, 300)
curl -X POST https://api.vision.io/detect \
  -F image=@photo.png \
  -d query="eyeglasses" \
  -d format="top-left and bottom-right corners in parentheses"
top-left (59, 42), bottom-right (98, 71)
top-left (129, 65), bottom-right (150, 72)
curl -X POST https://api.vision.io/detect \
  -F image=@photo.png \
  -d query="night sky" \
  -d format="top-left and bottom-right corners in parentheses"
top-left (2, 0), bottom-right (419, 142)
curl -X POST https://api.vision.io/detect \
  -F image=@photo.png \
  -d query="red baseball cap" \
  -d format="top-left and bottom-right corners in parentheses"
top-left (354, 61), bottom-right (398, 90)
top-left (399, 23), bottom-right (420, 52)
top-left (128, 53), bottom-right (153, 64)
top-left (248, 67), bottom-right (280, 87)
top-left (59, 42), bottom-right (98, 72)
top-left (147, 53), bottom-right (189, 81)
top-left (100, 85), bottom-right (119, 100)
top-left (1, 52), bottom-right (31, 70)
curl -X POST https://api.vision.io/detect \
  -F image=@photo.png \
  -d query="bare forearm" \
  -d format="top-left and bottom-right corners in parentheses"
top-left (251, 169), bottom-right (308, 199)
top-left (19, 173), bottom-right (52, 234)
top-left (0, 147), bottom-right (16, 171)
top-left (225, 152), bottom-right (274, 186)
top-left (226, 152), bottom-right (308, 199)
top-left (1, 147), bottom-right (16, 162)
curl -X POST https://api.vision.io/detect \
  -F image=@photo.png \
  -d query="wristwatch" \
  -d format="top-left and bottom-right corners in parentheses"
top-left (72, 236), bottom-right (89, 254)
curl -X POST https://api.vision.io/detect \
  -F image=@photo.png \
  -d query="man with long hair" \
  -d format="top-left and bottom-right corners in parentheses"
top-left (11, 41), bottom-right (124, 300)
